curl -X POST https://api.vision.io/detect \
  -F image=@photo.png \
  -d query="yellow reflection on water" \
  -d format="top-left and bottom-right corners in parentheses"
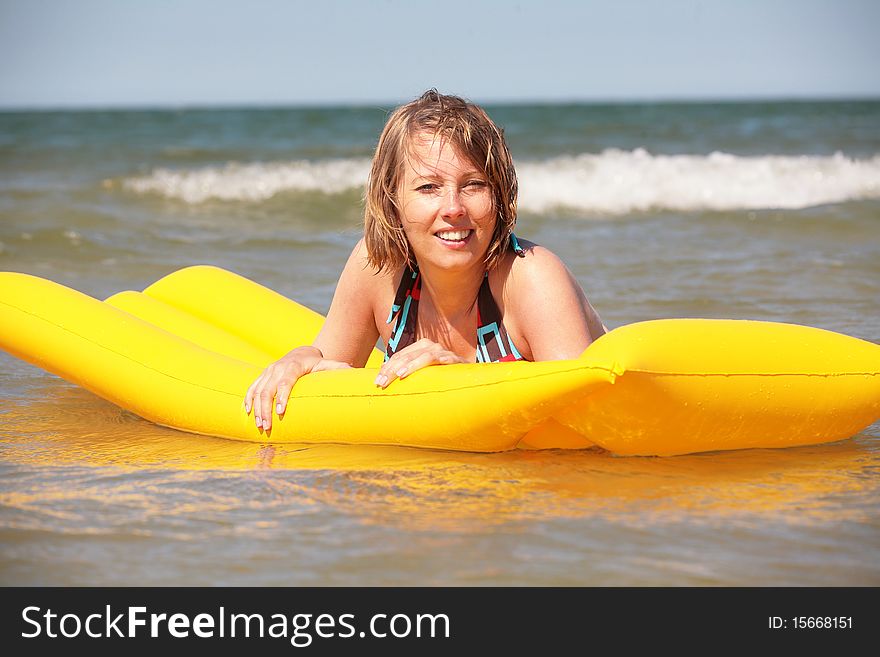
top-left (2, 385), bottom-right (879, 532)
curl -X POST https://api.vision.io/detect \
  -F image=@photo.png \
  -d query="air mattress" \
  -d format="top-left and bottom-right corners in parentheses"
top-left (1, 266), bottom-right (878, 455)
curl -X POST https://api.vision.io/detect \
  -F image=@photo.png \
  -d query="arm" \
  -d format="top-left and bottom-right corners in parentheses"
top-left (313, 238), bottom-right (382, 366)
top-left (244, 239), bottom-right (380, 431)
top-left (506, 245), bottom-right (605, 361)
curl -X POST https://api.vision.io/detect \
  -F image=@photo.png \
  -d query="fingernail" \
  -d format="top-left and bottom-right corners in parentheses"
top-left (276, 403), bottom-right (283, 415)
top-left (244, 403), bottom-right (250, 414)
top-left (262, 419), bottom-right (270, 430)
top-left (255, 416), bottom-right (262, 427)
top-left (374, 374), bottom-right (387, 387)
top-left (396, 367), bottom-right (407, 378)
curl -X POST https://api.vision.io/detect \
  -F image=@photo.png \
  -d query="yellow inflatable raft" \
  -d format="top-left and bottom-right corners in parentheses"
top-left (1, 265), bottom-right (878, 456)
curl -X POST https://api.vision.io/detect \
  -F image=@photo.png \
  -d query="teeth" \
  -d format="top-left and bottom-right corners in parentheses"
top-left (436, 230), bottom-right (471, 241)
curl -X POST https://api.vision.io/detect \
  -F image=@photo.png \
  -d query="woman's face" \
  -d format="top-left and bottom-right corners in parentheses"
top-left (397, 132), bottom-right (496, 273)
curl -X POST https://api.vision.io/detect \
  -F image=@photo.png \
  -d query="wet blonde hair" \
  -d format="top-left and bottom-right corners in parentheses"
top-left (364, 90), bottom-right (518, 272)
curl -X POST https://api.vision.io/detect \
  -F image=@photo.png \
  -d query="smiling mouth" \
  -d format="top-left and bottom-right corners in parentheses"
top-left (435, 229), bottom-right (472, 242)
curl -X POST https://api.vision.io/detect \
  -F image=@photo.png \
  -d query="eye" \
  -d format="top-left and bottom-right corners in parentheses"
top-left (416, 183), bottom-right (438, 192)
top-left (463, 180), bottom-right (488, 193)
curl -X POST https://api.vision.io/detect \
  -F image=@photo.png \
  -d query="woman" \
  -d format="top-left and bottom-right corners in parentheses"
top-left (245, 90), bottom-right (606, 431)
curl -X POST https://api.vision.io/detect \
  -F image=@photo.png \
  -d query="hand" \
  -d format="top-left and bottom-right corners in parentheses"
top-left (244, 346), bottom-right (350, 432)
top-left (374, 338), bottom-right (466, 389)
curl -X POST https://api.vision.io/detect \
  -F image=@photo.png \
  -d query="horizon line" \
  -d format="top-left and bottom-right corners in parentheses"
top-left (2, 92), bottom-right (879, 113)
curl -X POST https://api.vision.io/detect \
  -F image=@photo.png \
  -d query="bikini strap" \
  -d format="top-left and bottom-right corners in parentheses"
top-left (475, 274), bottom-right (524, 363)
top-left (384, 265), bottom-right (420, 360)
top-left (384, 263), bottom-right (525, 363)
top-left (510, 232), bottom-right (526, 257)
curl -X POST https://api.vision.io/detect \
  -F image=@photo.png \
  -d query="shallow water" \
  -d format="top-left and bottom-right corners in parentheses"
top-left (1, 100), bottom-right (879, 585)
top-left (2, 380), bottom-right (878, 586)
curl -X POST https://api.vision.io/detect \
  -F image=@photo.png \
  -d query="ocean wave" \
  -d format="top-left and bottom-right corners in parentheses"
top-left (122, 158), bottom-right (372, 204)
top-left (121, 150), bottom-right (880, 214)
top-left (517, 149), bottom-right (880, 214)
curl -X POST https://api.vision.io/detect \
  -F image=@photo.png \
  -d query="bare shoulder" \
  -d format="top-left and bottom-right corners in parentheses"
top-left (340, 238), bottom-right (396, 294)
top-left (317, 238), bottom-right (398, 364)
top-left (339, 237), bottom-right (404, 331)
top-left (493, 239), bottom-right (605, 360)
top-left (500, 239), bottom-right (579, 300)
top-left (344, 237), bottom-right (375, 277)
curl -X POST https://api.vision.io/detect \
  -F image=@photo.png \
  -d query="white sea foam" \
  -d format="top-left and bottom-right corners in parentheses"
top-left (517, 149), bottom-right (880, 215)
top-left (122, 150), bottom-right (880, 215)
top-left (123, 158), bottom-right (372, 204)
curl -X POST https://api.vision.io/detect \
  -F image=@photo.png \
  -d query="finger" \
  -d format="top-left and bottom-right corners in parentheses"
top-left (375, 342), bottom-right (429, 387)
top-left (375, 352), bottom-right (415, 388)
top-left (259, 385), bottom-right (276, 431)
top-left (275, 381), bottom-right (292, 416)
top-left (396, 350), bottom-right (443, 379)
top-left (380, 349), bottom-right (442, 388)
top-left (376, 368), bottom-right (398, 389)
top-left (253, 389), bottom-right (264, 429)
top-left (375, 357), bottom-right (397, 387)
top-left (244, 374), bottom-right (265, 414)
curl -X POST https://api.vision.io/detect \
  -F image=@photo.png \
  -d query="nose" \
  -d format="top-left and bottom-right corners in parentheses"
top-left (441, 187), bottom-right (465, 219)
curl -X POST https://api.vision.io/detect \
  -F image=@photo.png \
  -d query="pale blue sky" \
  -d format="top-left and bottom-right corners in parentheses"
top-left (1, 0), bottom-right (877, 108)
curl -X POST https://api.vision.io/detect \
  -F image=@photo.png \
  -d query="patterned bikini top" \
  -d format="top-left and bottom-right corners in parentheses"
top-left (384, 265), bottom-right (526, 363)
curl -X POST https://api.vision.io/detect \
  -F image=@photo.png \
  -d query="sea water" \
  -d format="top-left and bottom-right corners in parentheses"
top-left (1, 100), bottom-right (878, 585)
